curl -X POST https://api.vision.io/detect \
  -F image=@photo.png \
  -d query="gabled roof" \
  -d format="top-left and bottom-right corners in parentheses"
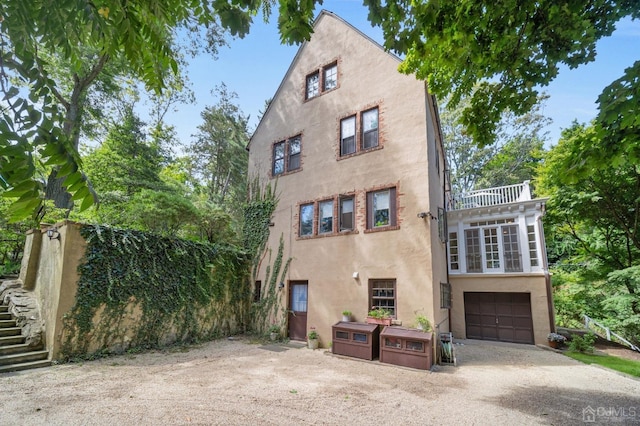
top-left (247, 10), bottom-right (402, 149)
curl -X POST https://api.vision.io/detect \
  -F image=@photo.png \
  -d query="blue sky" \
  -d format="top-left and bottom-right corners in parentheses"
top-left (164, 1), bottom-right (640, 148)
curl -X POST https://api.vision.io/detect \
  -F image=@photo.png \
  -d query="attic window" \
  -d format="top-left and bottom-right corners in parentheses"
top-left (306, 72), bottom-right (319, 99)
top-left (305, 61), bottom-right (338, 100)
top-left (323, 63), bottom-right (337, 91)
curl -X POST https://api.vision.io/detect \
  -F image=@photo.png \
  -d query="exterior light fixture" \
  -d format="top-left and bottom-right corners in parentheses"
top-left (417, 212), bottom-right (436, 220)
top-left (278, 281), bottom-right (285, 289)
top-left (352, 272), bottom-right (359, 279)
top-left (46, 227), bottom-right (60, 240)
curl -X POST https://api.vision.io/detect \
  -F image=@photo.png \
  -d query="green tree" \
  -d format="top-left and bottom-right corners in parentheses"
top-left (365, 0), bottom-right (639, 148)
top-left (0, 0), bottom-right (320, 221)
top-left (188, 84), bottom-right (249, 220)
top-left (538, 122), bottom-right (640, 343)
top-left (443, 94), bottom-right (549, 195)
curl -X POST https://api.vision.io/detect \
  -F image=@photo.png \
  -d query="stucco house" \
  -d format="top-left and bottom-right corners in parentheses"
top-left (247, 11), bottom-right (554, 350)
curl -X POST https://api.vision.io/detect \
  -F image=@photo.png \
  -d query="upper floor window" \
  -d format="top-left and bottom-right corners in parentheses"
top-left (366, 187), bottom-right (397, 230)
top-left (527, 225), bottom-right (539, 267)
top-left (457, 219), bottom-right (524, 273)
top-left (299, 203), bottom-right (314, 236)
top-left (339, 196), bottom-right (354, 232)
top-left (305, 61), bottom-right (338, 101)
top-left (318, 199), bottom-right (334, 234)
top-left (340, 107), bottom-right (380, 157)
top-left (323, 63), bottom-right (337, 91)
top-left (306, 72), bottom-right (319, 99)
top-left (340, 116), bottom-right (356, 156)
top-left (449, 231), bottom-right (459, 271)
top-left (272, 135), bottom-right (301, 176)
top-left (361, 108), bottom-right (379, 149)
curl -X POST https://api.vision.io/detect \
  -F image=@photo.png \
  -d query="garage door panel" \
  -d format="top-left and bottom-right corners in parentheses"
top-left (464, 292), bottom-right (534, 344)
top-left (496, 304), bottom-right (513, 315)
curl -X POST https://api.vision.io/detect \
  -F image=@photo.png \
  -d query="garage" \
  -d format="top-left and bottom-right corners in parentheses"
top-left (464, 292), bottom-right (534, 344)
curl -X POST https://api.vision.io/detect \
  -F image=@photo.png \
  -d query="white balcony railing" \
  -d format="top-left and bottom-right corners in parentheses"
top-left (452, 181), bottom-right (531, 210)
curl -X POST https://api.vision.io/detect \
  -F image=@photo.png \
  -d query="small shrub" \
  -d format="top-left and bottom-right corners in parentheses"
top-left (568, 333), bottom-right (596, 353)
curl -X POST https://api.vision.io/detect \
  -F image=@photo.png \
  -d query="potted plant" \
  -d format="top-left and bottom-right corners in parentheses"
top-left (268, 324), bottom-right (280, 341)
top-left (341, 310), bottom-right (352, 322)
top-left (547, 332), bottom-right (566, 349)
top-left (414, 315), bottom-right (432, 332)
top-left (366, 307), bottom-right (393, 326)
top-left (307, 327), bottom-right (319, 349)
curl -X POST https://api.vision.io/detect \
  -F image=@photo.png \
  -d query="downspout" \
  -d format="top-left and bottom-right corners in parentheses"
top-left (537, 204), bottom-right (556, 333)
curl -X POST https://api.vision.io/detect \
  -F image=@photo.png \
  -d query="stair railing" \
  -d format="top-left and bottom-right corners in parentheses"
top-left (583, 314), bottom-right (640, 353)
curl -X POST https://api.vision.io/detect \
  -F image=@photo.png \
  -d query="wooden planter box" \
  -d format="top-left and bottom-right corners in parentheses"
top-left (380, 327), bottom-right (433, 370)
top-left (332, 322), bottom-right (380, 360)
top-left (366, 317), bottom-right (392, 326)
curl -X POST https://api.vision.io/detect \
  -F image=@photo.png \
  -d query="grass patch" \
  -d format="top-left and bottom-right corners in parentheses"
top-left (565, 351), bottom-right (640, 377)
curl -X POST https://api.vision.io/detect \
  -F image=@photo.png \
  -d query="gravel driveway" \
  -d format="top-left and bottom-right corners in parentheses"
top-left (1, 337), bottom-right (639, 425)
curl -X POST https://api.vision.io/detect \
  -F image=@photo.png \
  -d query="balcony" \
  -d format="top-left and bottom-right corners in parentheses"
top-left (452, 181), bottom-right (531, 210)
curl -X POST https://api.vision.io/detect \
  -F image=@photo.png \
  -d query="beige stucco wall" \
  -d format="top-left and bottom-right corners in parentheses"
top-left (449, 274), bottom-right (552, 345)
top-left (249, 12), bottom-right (448, 345)
top-left (31, 221), bottom-right (85, 359)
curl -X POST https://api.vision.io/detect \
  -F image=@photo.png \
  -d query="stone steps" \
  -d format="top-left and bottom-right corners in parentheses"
top-left (0, 303), bottom-right (50, 373)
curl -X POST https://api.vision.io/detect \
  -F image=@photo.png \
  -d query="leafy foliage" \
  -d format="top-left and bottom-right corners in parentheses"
top-left (0, 0), bottom-right (321, 221)
top-left (63, 224), bottom-right (249, 359)
top-left (539, 122), bottom-right (640, 345)
top-left (365, 0), bottom-right (638, 147)
top-left (568, 333), bottom-right (597, 353)
top-left (443, 93), bottom-right (548, 195)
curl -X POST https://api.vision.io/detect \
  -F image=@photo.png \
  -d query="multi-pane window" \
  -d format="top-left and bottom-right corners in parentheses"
top-left (527, 225), bottom-right (539, 267)
top-left (456, 218), bottom-right (527, 273)
top-left (339, 107), bottom-right (381, 157)
top-left (340, 116), bottom-right (356, 156)
top-left (465, 229), bottom-right (483, 272)
top-left (484, 228), bottom-right (500, 269)
top-left (440, 282), bottom-right (451, 309)
top-left (305, 62), bottom-right (338, 100)
top-left (299, 204), bottom-right (314, 236)
top-left (272, 142), bottom-right (285, 175)
top-left (339, 196), bottom-right (354, 231)
top-left (361, 108), bottom-right (379, 149)
top-left (318, 200), bottom-right (333, 234)
top-left (288, 136), bottom-right (301, 171)
top-left (370, 279), bottom-right (396, 318)
top-left (306, 72), bottom-right (319, 99)
top-left (449, 231), bottom-right (459, 270)
top-left (502, 225), bottom-right (522, 272)
top-left (272, 136), bottom-right (301, 176)
top-left (367, 187), bottom-right (396, 229)
top-left (323, 63), bottom-right (337, 91)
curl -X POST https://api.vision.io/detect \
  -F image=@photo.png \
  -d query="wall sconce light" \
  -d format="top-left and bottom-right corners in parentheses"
top-left (417, 211), bottom-right (436, 220)
top-left (278, 281), bottom-right (285, 289)
top-left (46, 227), bottom-right (60, 241)
top-left (352, 272), bottom-right (359, 279)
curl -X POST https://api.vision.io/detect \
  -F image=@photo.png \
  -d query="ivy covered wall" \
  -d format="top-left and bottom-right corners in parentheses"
top-left (61, 224), bottom-right (250, 359)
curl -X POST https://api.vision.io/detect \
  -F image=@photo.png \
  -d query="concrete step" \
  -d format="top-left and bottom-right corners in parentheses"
top-left (0, 343), bottom-right (36, 356)
top-left (0, 305), bottom-right (8, 313)
top-left (0, 327), bottom-right (21, 337)
top-left (0, 313), bottom-right (11, 321)
top-left (0, 359), bottom-right (51, 373)
top-left (0, 319), bottom-right (17, 328)
top-left (0, 350), bottom-right (49, 366)
top-left (0, 335), bottom-right (25, 346)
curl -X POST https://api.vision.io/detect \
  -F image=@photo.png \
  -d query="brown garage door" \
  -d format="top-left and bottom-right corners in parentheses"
top-left (464, 292), bottom-right (534, 344)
